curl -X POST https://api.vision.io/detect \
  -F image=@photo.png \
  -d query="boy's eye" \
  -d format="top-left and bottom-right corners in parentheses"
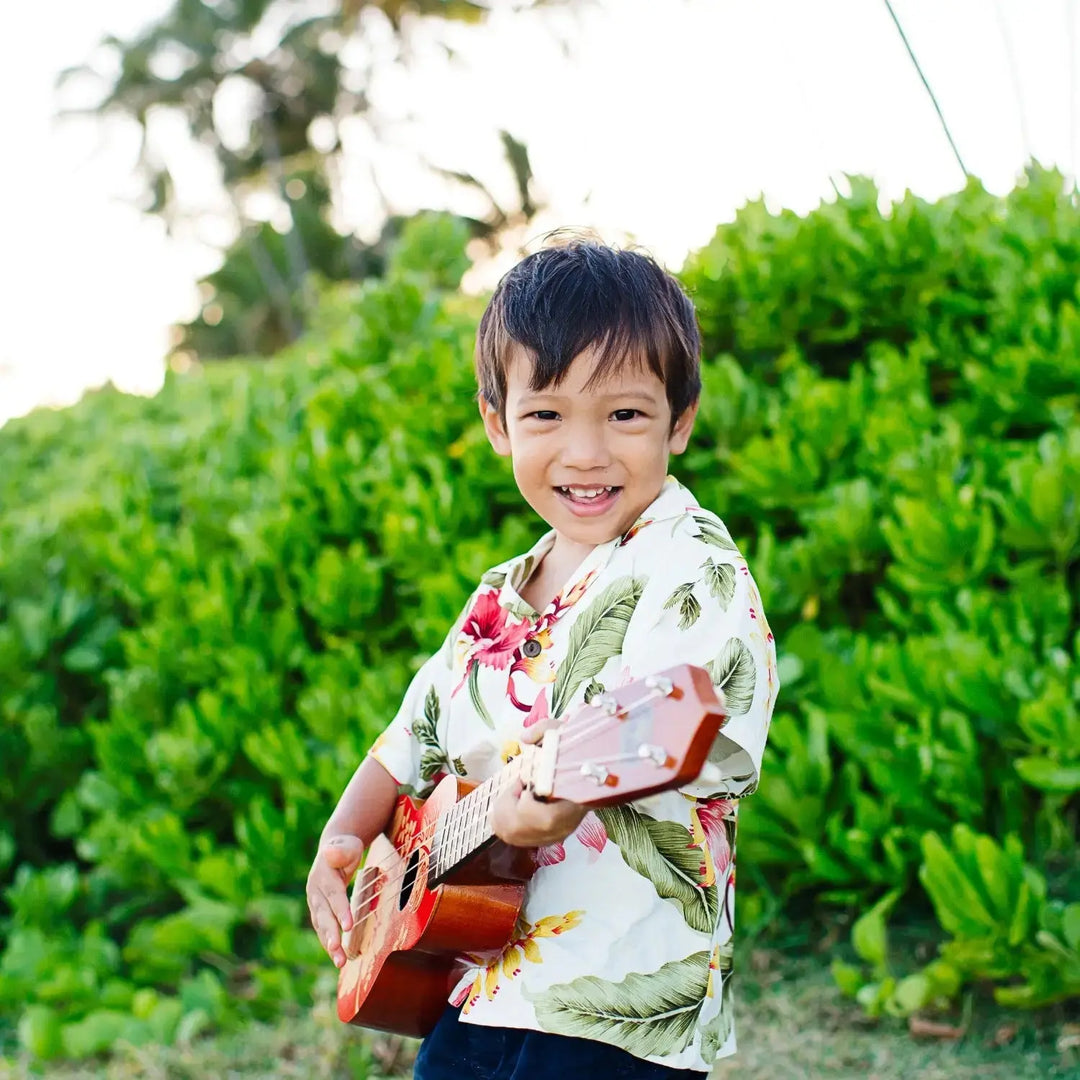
top-left (529, 410), bottom-right (560, 421)
top-left (612, 409), bottom-right (642, 421)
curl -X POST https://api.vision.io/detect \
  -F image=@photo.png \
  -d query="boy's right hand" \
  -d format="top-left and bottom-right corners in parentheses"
top-left (306, 834), bottom-right (365, 969)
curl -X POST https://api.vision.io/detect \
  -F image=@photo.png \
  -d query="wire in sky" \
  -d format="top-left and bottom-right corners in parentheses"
top-left (882, 0), bottom-right (969, 179)
top-left (991, 0), bottom-right (1033, 163)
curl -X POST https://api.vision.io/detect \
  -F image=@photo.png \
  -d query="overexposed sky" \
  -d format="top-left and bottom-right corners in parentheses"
top-left (1, 0), bottom-right (1077, 426)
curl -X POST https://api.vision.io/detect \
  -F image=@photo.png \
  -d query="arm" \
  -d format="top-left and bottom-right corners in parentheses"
top-left (306, 755), bottom-right (399, 969)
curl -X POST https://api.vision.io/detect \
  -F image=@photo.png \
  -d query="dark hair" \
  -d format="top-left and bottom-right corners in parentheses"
top-left (475, 235), bottom-right (701, 424)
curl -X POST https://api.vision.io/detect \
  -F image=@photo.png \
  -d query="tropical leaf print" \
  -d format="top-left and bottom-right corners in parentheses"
top-left (701, 558), bottom-right (736, 610)
top-left (583, 679), bottom-right (605, 704)
top-left (596, 805), bottom-right (718, 934)
top-left (468, 661), bottom-right (495, 729)
top-left (550, 576), bottom-right (643, 717)
top-left (412, 685), bottom-right (440, 745)
top-left (706, 638), bottom-right (756, 715)
top-left (528, 951), bottom-right (710, 1058)
top-left (663, 582), bottom-right (701, 631)
top-left (692, 514), bottom-right (739, 552)
top-left (414, 685), bottom-right (453, 781)
top-left (481, 569), bottom-right (508, 588)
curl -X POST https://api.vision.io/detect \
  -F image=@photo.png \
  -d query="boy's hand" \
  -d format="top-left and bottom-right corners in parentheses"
top-left (490, 713), bottom-right (587, 847)
top-left (306, 834), bottom-right (364, 969)
top-left (490, 779), bottom-right (588, 847)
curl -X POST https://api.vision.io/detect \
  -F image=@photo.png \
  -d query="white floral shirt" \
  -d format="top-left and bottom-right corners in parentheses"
top-left (369, 477), bottom-right (778, 1071)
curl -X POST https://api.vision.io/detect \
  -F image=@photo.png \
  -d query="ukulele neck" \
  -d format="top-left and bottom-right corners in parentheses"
top-left (428, 752), bottom-right (532, 884)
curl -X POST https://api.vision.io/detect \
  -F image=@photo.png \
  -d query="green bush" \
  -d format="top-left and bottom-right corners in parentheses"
top-left (1, 175), bottom-right (1078, 1059)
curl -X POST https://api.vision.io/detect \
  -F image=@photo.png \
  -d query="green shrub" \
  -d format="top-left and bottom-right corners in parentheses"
top-left (1, 176), bottom-right (1078, 1059)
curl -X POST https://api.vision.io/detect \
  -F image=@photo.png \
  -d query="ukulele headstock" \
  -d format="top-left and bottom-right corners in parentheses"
top-left (538, 664), bottom-right (725, 807)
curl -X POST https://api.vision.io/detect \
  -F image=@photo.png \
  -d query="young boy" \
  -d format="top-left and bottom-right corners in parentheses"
top-left (306, 237), bottom-right (777, 1078)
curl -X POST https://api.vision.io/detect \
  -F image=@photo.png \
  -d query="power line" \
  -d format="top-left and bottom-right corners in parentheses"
top-left (882, 0), bottom-right (969, 179)
top-left (991, 0), bottom-right (1033, 163)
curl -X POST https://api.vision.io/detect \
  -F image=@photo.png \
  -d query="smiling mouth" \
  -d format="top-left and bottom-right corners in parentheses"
top-left (555, 485), bottom-right (621, 501)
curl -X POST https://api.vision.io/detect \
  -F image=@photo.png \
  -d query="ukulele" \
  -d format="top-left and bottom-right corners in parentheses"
top-left (336, 663), bottom-right (726, 1036)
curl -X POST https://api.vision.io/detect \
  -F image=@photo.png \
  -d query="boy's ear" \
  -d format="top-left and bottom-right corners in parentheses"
top-left (479, 396), bottom-right (512, 457)
top-left (668, 399), bottom-right (700, 455)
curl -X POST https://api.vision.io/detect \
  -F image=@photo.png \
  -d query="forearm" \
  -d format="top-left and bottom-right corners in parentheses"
top-left (318, 755), bottom-right (400, 847)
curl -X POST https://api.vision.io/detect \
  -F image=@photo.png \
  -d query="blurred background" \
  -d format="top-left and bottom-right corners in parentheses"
top-left (5, 0), bottom-right (1080, 424)
top-left (1, 2), bottom-right (1079, 1078)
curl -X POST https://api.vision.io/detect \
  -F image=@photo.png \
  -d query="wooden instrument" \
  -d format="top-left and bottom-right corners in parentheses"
top-left (336, 664), bottom-right (726, 1036)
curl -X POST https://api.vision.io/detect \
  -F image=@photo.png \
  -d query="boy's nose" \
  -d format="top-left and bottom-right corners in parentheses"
top-left (558, 427), bottom-right (613, 469)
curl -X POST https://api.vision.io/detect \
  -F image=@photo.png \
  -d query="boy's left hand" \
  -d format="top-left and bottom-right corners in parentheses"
top-left (490, 778), bottom-right (588, 847)
top-left (489, 713), bottom-right (588, 848)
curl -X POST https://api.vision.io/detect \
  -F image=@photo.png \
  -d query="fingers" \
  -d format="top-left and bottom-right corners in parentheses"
top-left (307, 835), bottom-right (365, 968)
top-left (322, 834), bottom-right (365, 875)
top-left (520, 718), bottom-right (559, 746)
top-left (490, 781), bottom-right (587, 847)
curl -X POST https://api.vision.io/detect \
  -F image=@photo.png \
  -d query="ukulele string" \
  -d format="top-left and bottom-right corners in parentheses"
top-left (342, 684), bottom-right (680, 936)
top-left (345, 769), bottom-right (516, 919)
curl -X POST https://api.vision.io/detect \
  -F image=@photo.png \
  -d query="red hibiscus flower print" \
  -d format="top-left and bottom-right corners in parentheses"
top-left (522, 687), bottom-right (551, 729)
top-left (576, 813), bottom-right (608, 862)
top-left (455, 591), bottom-right (532, 699)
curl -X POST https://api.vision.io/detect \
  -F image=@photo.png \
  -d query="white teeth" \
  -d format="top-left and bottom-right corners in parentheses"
top-left (560, 485), bottom-right (615, 499)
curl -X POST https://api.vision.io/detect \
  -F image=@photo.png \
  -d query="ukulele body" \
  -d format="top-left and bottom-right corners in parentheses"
top-left (336, 776), bottom-right (536, 1036)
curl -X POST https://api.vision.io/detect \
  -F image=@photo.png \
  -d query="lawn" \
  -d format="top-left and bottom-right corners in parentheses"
top-left (1, 949), bottom-right (1075, 1080)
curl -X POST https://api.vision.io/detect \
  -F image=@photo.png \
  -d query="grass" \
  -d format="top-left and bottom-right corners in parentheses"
top-left (0, 955), bottom-right (1076, 1079)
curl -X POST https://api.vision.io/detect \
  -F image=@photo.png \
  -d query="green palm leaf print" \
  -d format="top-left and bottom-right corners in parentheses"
top-left (701, 558), bottom-right (736, 610)
top-left (527, 951), bottom-right (710, 1058)
top-left (596, 805), bottom-right (717, 934)
top-left (550, 576), bottom-right (643, 717)
top-left (663, 582), bottom-right (701, 630)
top-left (692, 514), bottom-right (738, 552)
top-left (706, 638), bottom-right (756, 715)
top-left (467, 661), bottom-right (495, 728)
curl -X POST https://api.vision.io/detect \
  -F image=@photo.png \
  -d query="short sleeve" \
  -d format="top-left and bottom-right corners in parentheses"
top-left (620, 531), bottom-right (778, 800)
top-left (367, 648), bottom-right (454, 797)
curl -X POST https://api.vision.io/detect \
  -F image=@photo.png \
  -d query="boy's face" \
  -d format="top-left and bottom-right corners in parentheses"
top-left (479, 346), bottom-right (698, 554)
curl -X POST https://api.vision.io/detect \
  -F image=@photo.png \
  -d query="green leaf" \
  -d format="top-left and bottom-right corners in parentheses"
top-left (831, 960), bottom-right (864, 998)
top-left (702, 558), bottom-right (736, 609)
top-left (468, 661), bottom-right (494, 729)
top-left (17, 1005), bottom-right (64, 1060)
top-left (919, 832), bottom-right (998, 936)
top-left (705, 638), bottom-right (756, 714)
top-left (551, 576), bottom-right (643, 717)
top-left (1014, 756), bottom-right (1080, 793)
top-left (527, 951), bottom-right (709, 1058)
top-left (851, 888), bottom-right (901, 971)
top-left (596, 805), bottom-right (717, 933)
top-left (1062, 903), bottom-right (1080, 951)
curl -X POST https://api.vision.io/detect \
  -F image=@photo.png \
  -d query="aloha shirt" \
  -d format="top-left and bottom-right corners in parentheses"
top-left (368, 476), bottom-right (778, 1072)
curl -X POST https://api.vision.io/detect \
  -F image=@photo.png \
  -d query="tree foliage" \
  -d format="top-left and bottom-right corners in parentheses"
top-left (62, 0), bottom-right (553, 359)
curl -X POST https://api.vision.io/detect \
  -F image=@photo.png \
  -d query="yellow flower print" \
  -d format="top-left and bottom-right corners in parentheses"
top-left (459, 910), bottom-right (584, 1014)
top-left (515, 627), bottom-right (557, 685)
top-left (500, 739), bottom-right (522, 764)
top-left (707, 944), bottom-right (722, 998)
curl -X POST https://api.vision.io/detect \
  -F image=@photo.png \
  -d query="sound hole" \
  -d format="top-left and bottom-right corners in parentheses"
top-left (399, 849), bottom-right (420, 910)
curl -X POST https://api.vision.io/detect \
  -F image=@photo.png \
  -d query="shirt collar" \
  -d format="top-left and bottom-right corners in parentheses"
top-left (497, 476), bottom-right (698, 618)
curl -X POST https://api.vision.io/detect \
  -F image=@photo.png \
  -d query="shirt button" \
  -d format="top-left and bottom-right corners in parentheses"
top-left (522, 639), bottom-right (542, 658)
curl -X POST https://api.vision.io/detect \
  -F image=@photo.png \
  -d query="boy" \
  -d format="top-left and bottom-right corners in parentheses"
top-left (307, 237), bottom-right (777, 1077)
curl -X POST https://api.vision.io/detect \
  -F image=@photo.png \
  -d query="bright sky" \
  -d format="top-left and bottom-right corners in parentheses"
top-left (1, 0), bottom-right (1077, 427)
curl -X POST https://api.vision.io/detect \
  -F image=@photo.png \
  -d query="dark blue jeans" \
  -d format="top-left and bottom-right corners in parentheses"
top-left (413, 1004), bottom-right (708, 1080)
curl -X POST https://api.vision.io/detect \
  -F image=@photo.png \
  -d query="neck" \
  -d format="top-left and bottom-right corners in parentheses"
top-left (428, 754), bottom-right (527, 883)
